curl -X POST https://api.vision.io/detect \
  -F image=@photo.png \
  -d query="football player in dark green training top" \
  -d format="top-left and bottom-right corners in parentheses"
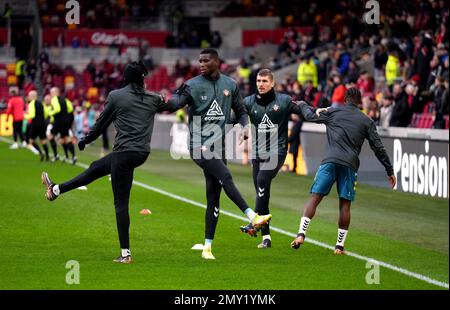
top-left (167, 49), bottom-right (272, 260)
top-left (239, 69), bottom-right (308, 248)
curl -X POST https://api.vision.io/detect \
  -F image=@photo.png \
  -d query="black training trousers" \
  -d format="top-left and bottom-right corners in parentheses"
top-left (192, 152), bottom-right (250, 240)
top-left (251, 154), bottom-right (286, 236)
top-left (59, 151), bottom-right (148, 249)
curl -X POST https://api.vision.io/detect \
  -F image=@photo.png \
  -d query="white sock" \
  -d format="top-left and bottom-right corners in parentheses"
top-left (244, 208), bottom-right (256, 221)
top-left (336, 229), bottom-right (348, 248)
top-left (52, 185), bottom-right (60, 196)
top-left (121, 249), bottom-right (131, 257)
top-left (298, 217), bottom-right (311, 235)
top-left (262, 235), bottom-right (271, 241)
top-left (204, 239), bottom-right (213, 249)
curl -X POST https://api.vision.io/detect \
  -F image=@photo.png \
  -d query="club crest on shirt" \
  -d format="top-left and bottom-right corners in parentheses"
top-left (223, 89), bottom-right (230, 97)
top-left (273, 104), bottom-right (280, 112)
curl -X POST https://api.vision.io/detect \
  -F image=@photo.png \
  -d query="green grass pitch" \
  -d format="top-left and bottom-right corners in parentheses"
top-left (0, 139), bottom-right (448, 290)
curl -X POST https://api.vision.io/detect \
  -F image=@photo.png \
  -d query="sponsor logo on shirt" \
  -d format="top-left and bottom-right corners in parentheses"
top-left (258, 113), bottom-right (277, 132)
top-left (204, 100), bottom-right (225, 121)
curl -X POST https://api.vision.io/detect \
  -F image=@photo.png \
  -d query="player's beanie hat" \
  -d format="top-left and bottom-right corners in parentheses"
top-left (124, 60), bottom-right (148, 85)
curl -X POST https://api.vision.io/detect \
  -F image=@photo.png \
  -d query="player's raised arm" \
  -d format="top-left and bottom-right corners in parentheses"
top-left (162, 84), bottom-right (193, 112)
top-left (294, 100), bottom-right (330, 123)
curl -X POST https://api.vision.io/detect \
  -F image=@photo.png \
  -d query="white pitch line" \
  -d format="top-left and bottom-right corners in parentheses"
top-left (0, 137), bottom-right (448, 289)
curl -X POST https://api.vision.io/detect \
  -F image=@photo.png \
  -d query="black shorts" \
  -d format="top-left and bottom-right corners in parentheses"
top-left (50, 120), bottom-right (70, 137)
top-left (30, 123), bottom-right (47, 140)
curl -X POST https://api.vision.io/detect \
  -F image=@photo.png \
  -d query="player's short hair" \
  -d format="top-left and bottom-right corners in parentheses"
top-left (344, 87), bottom-right (362, 106)
top-left (257, 69), bottom-right (274, 81)
top-left (200, 48), bottom-right (219, 59)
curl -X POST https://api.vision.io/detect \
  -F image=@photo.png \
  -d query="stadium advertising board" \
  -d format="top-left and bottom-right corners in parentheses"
top-left (301, 130), bottom-right (448, 199)
top-left (43, 29), bottom-right (169, 47)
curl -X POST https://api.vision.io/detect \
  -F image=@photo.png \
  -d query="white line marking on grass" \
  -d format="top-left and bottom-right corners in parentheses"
top-left (0, 137), bottom-right (448, 289)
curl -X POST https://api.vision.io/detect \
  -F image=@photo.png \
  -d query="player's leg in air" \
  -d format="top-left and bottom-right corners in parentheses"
top-left (42, 151), bottom-right (148, 263)
top-left (193, 153), bottom-right (272, 259)
top-left (291, 163), bottom-right (334, 250)
top-left (240, 155), bottom-right (286, 248)
top-left (41, 153), bottom-right (112, 202)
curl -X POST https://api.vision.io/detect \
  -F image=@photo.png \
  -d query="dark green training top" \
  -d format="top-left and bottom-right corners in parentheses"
top-left (169, 73), bottom-right (248, 152)
top-left (82, 84), bottom-right (179, 153)
top-left (244, 89), bottom-right (303, 158)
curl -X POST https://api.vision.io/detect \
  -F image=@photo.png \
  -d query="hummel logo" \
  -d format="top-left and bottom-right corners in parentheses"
top-left (206, 100), bottom-right (223, 116)
top-left (258, 187), bottom-right (265, 197)
top-left (338, 232), bottom-right (345, 242)
top-left (258, 113), bottom-right (275, 129)
top-left (214, 207), bottom-right (219, 218)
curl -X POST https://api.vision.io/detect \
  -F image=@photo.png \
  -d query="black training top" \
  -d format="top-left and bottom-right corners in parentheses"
top-left (82, 84), bottom-right (179, 153)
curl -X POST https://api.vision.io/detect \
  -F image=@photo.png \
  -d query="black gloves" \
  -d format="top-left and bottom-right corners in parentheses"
top-left (78, 140), bottom-right (86, 151)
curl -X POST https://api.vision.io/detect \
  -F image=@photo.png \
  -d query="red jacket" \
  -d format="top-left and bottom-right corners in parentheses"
top-left (6, 96), bottom-right (25, 122)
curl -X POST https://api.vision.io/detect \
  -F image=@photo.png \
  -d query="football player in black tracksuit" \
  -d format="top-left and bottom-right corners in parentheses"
top-left (239, 69), bottom-right (306, 248)
top-left (41, 61), bottom-right (180, 263)
top-left (167, 49), bottom-right (272, 260)
top-left (25, 90), bottom-right (50, 161)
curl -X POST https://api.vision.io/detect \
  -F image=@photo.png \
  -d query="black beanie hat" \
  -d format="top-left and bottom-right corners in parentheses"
top-left (123, 61), bottom-right (148, 86)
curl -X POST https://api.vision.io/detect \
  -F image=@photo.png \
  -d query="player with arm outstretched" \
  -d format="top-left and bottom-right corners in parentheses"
top-left (291, 88), bottom-right (396, 254)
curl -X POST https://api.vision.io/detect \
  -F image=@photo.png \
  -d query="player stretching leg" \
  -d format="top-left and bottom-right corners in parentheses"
top-left (167, 49), bottom-right (272, 259)
top-left (41, 61), bottom-right (180, 263)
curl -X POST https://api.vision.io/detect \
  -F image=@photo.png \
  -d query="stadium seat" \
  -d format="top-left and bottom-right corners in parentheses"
top-left (6, 64), bottom-right (15, 74)
top-left (64, 75), bottom-right (75, 89)
top-left (7, 75), bottom-right (17, 86)
top-left (87, 87), bottom-right (99, 100)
